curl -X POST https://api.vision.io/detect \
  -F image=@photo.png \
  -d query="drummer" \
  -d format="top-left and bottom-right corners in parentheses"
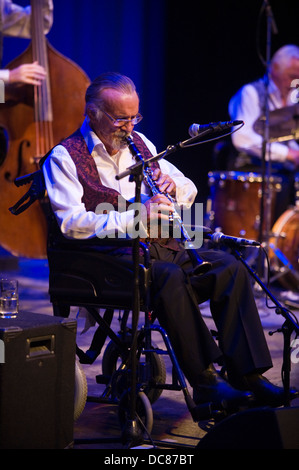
top-left (228, 44), bottom-right (299, 218)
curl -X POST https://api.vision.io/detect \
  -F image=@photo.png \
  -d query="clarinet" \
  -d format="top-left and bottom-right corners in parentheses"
top-left (125, 135), bottom-right (211, 275)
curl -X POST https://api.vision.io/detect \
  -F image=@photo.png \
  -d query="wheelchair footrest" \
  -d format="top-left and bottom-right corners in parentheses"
top-left (152, 383), bottom-right (182, 391)
top-left (87, 395), bottom-right (118, 405)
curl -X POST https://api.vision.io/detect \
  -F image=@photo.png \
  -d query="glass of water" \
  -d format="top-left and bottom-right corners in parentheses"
top-left (0, 279), bottom-right (19, 319)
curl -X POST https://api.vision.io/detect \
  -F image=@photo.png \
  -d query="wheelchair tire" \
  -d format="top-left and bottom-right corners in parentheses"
top-left (118, 391), bottom-right (154, 438)
top-left (74, 360), bottom-right (88, 421)
top-left (102, 338), bottom-right (166, 404)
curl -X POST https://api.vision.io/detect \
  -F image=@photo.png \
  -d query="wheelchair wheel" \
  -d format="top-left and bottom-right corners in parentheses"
top-left (102, 338), bottom-right (166, 404)
top-left (118, 391), bottom-right (154, 437)
top-left (74, 360), bottom-right (88, 421)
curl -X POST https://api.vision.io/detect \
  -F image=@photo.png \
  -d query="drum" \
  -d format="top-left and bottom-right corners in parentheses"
top-left (269, 207), bottom-right (299, 290)
top-left (207, 171), bottom-right (282, 240)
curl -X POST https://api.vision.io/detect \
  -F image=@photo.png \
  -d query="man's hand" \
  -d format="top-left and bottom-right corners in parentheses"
top-left (144, 193), bottom-right (174, 223)
top-left (287, 148), bottom-right (299, 167)
top-left (151, 168), bottom-right (176, 197)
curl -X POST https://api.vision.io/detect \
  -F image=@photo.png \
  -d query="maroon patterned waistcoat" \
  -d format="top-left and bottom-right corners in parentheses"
top-left (60, 129), bottom-right (159, 212)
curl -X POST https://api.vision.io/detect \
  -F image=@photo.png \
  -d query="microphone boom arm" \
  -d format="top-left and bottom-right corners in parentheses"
top-left (116, 128), bottom-right (214, 181)
top-left (116, 121), bottom-right (244, 181)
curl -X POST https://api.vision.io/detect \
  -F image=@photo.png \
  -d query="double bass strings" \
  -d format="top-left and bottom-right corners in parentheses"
top-left (32, 0), bottom-right (54, 161)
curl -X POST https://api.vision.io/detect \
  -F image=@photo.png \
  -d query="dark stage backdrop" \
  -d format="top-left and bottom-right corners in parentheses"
top-left (2, 0), bottom-right (299, 205)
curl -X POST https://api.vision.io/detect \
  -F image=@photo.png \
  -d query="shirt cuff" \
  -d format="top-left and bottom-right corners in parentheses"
top-left (0, 70), bottom-right (10, 83)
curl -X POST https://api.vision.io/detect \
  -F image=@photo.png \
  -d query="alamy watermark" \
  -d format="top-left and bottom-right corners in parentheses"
top-left (290, 79), bottom-right (299, 104)
top-left (0, 339), bottom-right (4, 363)
top-left (291, 339), bottom-right (299, 364)
top-left (95, 198), bottom-right (204, 249)
top-left (0, 80), bottom-right (4, 103)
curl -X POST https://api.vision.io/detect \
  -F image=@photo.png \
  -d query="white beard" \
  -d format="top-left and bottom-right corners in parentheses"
top-left (111, 131), bottom-right (130, 151)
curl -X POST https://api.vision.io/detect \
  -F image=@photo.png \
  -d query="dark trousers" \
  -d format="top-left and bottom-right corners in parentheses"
top-left (51, 237), bottom-right (273, 388)
top-left (148, 243), bottom-right (273, 386)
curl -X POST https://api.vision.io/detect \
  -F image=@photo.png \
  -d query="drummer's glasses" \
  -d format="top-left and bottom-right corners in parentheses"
top-left (102, 109), bottom-right (143, 127)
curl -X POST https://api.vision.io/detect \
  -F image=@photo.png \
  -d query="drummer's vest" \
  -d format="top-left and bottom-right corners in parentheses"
top-left (233, 78), bottom-right (266, 169)
top-left (251, 76), bottom-right (290, 111)
top-left (251, 78), bottom-right (267, 109)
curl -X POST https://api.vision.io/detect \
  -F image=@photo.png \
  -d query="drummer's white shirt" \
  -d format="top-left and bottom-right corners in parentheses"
top-left (229, 79), bottom-right (299, 163)
top-left (42, 118), bottom-right (198, 240)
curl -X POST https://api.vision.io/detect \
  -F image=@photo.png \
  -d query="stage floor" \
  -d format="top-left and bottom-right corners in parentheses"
top-left (1, 254), bottom-right (299, 450)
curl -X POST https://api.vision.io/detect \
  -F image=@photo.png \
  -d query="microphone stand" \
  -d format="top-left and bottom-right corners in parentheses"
top-left (258, 0), bottom-right (278, 277)
top-left (119, 157), bottom-right (144, 448)
top-left (232, 246), bottom-right (299, 407)
top-left (115, 129), bottom-right (211, 447)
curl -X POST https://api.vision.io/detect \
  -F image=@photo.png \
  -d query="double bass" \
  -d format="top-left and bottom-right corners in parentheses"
top-left (0, 0), bottom-right (90, 258)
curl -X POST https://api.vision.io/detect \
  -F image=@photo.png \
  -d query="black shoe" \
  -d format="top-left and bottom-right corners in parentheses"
top-left (193, 364), bottom-right (253, 411)
top-left (231, 373), bottom-right (299, 408)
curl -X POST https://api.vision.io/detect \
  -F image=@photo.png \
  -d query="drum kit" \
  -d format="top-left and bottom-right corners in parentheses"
top-left (206, 104), bottom-right (299, 291)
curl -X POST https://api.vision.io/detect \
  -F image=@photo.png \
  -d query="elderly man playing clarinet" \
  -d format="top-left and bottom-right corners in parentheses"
top-left (42, 72), bottom-right (298, 412)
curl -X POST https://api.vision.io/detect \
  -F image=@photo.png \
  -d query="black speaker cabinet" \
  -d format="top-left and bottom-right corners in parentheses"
top-left (197, 407), bottom-right (299, 449)
top-left (0, 311), bottom-right (77, 449)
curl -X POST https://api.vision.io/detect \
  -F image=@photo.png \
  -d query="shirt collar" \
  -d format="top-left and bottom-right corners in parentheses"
top-left (269, 78), bottom-right (280, 97)
top-left (80, 117), bottom-right (106, 154)
top-left (80, 116), bottom-right (125, 164)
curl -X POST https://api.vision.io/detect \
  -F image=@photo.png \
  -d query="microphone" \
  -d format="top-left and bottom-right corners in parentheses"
top-left (188, 120), bottom-right (243, 137)
top-left (205, 231), bottom-right (260, 247)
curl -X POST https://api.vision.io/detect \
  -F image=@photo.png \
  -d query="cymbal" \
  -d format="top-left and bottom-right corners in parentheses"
top-left (254, 104), bottom-right (299, 142)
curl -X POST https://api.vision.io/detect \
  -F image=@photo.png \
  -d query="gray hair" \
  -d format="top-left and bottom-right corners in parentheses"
top-left (85, 72), bottom-right (137, 116)
top-left (271, 44), bottom-right (299, 69)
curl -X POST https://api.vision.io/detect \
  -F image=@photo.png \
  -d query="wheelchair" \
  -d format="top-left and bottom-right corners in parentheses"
top-left (46, 236), bottom-right (212, 445)
top-left (9, 169), bottom-right (233, 448)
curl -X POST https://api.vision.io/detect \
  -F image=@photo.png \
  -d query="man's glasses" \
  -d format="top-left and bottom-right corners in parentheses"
top-left (102, 109), bottom-right (143, 127)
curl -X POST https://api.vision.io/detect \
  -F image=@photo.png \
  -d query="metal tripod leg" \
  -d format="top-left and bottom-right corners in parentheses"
top-left (269, 242), bottom-right (299, 286)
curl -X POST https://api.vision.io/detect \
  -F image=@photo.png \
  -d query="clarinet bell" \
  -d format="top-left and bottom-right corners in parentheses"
top-left (192, 260), bottom-right (212, 276)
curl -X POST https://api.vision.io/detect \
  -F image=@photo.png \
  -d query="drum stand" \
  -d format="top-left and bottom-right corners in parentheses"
top-left (260, 175), bottom-right (299, 290)
top-left (232, 247), bottom-right (299, 407)
top-left (268, 244), bottom-right (299, 287)
top-left (257, 1), bottom-right (274, 270)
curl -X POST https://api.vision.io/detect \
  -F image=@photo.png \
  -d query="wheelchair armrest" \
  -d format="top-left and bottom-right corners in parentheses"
top-left (48, 239), bottom-right (151, 309)
top-left (49, 237), bottom-right (151, 268)
top-left (9, 169), bottom-right (46, 215)
top-left (14, 171), bottom-right (40, 187)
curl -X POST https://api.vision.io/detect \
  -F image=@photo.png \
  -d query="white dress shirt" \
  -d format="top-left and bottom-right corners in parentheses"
top-left (229, 79), bottom-right (299, 163)
top-left (43, 118), bottom-right (198, 240)
top-left (0, 0), bottom-right (53, 82)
